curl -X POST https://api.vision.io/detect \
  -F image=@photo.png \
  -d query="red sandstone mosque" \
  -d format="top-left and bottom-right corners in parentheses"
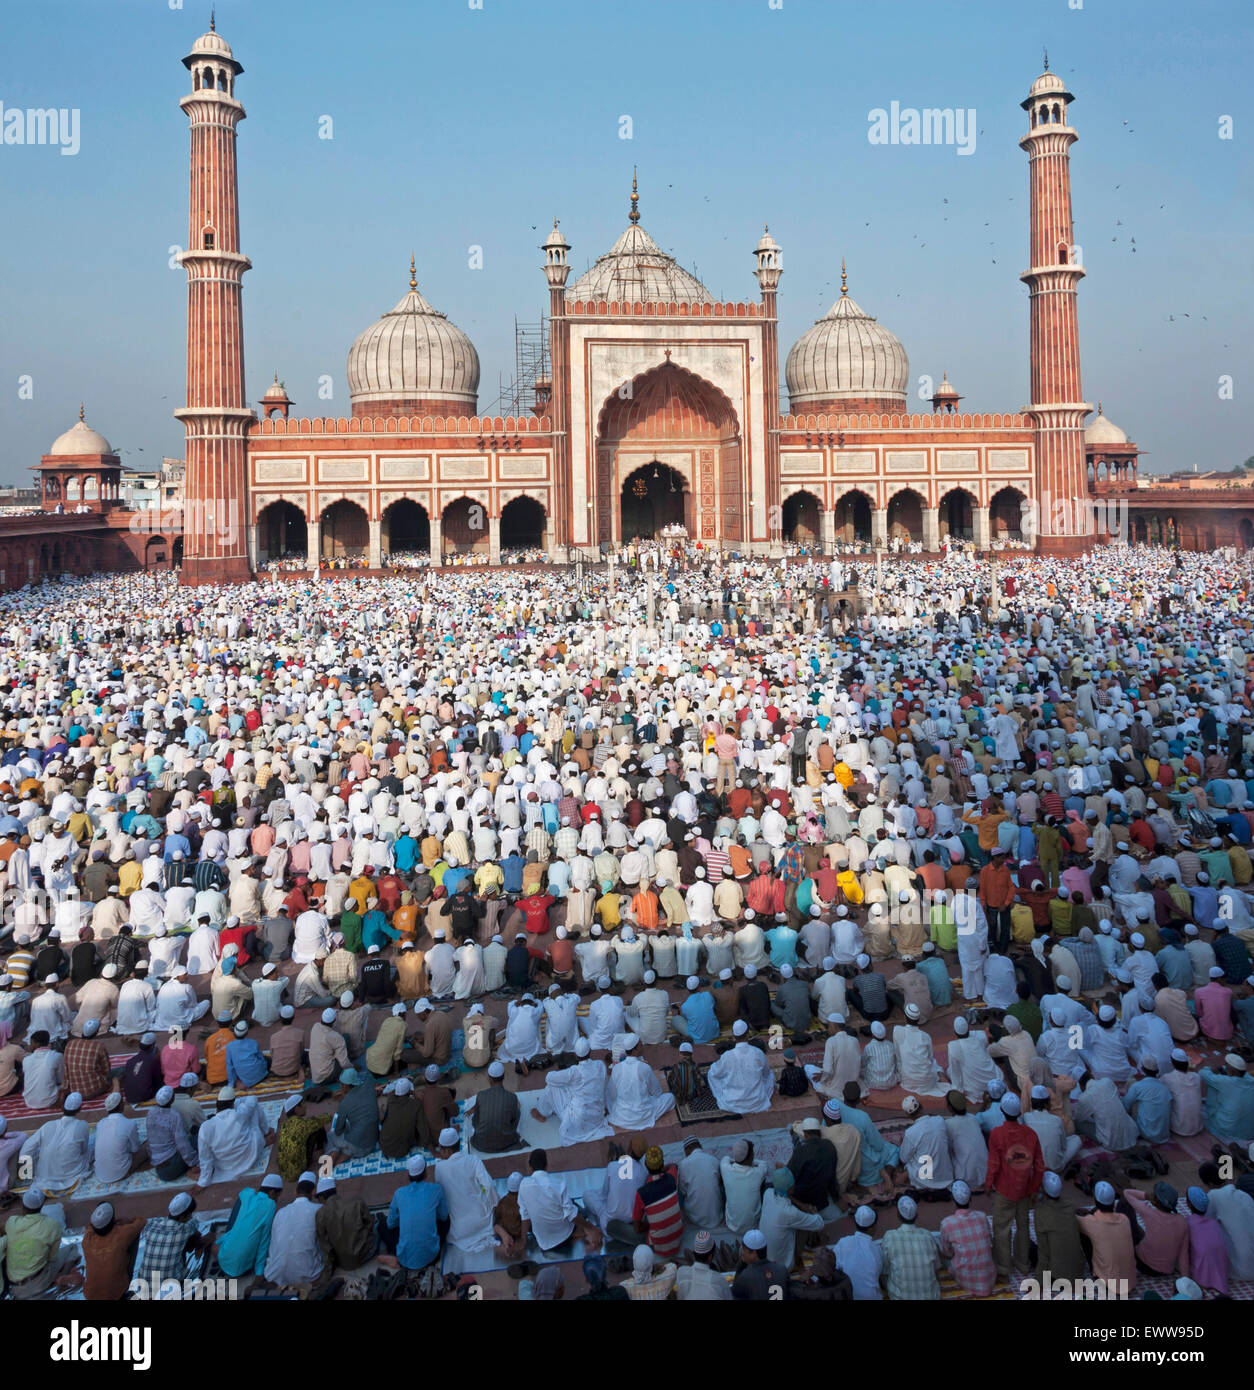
top-left (12, 22), bottom-right (1252, 588)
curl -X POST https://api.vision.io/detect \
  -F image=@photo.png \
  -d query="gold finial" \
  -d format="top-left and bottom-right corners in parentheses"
top-left (764, 222), bottom-right (769, 234)
top-left (553, 217), bottom-right (559, 230)
top-left (210, 7), bottom-right (215, 31)
top-left (1098, 400), bottom-right (1103, 415)
top-left (840, 259), bottom-right (848, 296)
top-left (1043, 47), bottom-right (1049, 71)
top-left (409, 253), bottom-right (417, 291)
top-left (79, 402), bottom-right (85, 422)
top-left (629, 167), bottom-right (640, 225)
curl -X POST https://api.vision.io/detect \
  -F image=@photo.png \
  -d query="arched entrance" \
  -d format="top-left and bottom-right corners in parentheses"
top-left (443, 496), bottom-right (488, 555)
top-left (143, 536), bottom-right (167, 570)
top-left (940, 487), bottom-right (976, 542)
top-left (990, 486), bottom-right (1027, 544)
top-left (620, 463), bottom-right (687, 542)
top-left (596, 362), bottom-right (741, 546)
top-left (172, 536), bottom-right (184, 567)
top-left (500, 496), bottom-right (547, 553)
top-left (383, 499), bottom-right (429, 557)
top-left (1240, 518), bottom-right (1254, 551)
top-left (320, 499), bottom-right (368, 561)
top-left (782, 490), bottom-right (821, 544)
top-left (887, 489), bottom-right (924, 544)
top-left (833, 490), bottom-right (872, 544)
top-left (257, 500), bottom-right (307, 564)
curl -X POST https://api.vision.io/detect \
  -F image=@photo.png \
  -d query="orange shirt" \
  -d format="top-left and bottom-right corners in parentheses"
top-left (204, 1028), bottom-right (233, 1087)
top-left (631, 890), bottom-right (660, 931)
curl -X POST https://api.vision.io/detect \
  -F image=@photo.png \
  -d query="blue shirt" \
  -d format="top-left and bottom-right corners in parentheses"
top-left (217, 1189), bottom-right (277, 1277)
top-left (838, 1101), bottom-right (901, 1187)
top-left (1122, 1077), bottom-right (1172, 1144)
top-left (917, 956), bottom-right (952, 1006)
top-left (680, 992), bottom-right (719, 1045)
top-left (362, 911), bottom-right (400, 951)
top-left (502, 855), bottom-right (525, 893)
top-left (387, 1181), bottom-right (448, 1270)
top-left (1199, 1069), bottom-right (1254, 1142)
top-left (394, 835), bottom-right (419, 874)
top-left (765, 926), bottom-right (799, 969)
top-left (225, 1038), bottom-right (269, 1089)
top-left (1154, 945), bottom-right (1193, 993)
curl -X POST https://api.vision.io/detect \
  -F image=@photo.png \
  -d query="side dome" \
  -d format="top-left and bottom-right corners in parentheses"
top-left (346, 258), bottom-right (480, 419)
top-left (1085, 405), bottom-right (1127, 446)
top-left (48, 408), bottom-right (113, 456)
top-left (785, 265), bottom-right (909, 414)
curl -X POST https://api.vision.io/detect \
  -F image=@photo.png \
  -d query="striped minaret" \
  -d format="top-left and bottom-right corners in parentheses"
top-left (175, 19), bottom-right (253, 585)
top-left (1019, 60), bottom-right (1092, 554)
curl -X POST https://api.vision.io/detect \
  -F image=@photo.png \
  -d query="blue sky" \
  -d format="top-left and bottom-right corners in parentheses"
top-left (1, 0), bottom-right (1251, 482)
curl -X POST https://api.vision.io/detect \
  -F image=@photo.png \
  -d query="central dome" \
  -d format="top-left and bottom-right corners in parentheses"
top-left (48, 409), bottom-right (114, 457)
top-left (785, 265), bottom-right (909, 414)
top-left (346, 258), bottom-right (480, 418)
top-left (565, 174), bottom-right (712, 306)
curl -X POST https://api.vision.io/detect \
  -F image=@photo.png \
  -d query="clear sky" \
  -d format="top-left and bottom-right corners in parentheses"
top-left (1, 0), bottom-right (1251, 482)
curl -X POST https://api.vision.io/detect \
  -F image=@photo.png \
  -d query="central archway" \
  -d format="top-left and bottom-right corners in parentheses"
top-left (833, 490), bottom-right (872, 544)
top-left (940, 487), bottom-right (975, 542)
top-left (500, 496), bottom-right (547, 553)
top-left (782, 490), bottom-right (821, 543)
top-left (383, 498), bottom-right (429, 557)
top-left (596, 361), bottom-right (741, 545)
top-left (887, 488), bottom-right (924, 544)
top-left (442, 496), bottom-right (488, 555)
top-left (620, 462), bottom-right (687, 542)
top-left (257, 499), bottom-right (307, 564)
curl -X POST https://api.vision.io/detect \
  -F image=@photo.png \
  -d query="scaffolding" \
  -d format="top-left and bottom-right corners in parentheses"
top-left (486, 315), bottom-right (550, 417)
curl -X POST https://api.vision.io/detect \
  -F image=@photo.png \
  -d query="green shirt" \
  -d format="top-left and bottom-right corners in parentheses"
top-left (3, 1212), bottom-right (62, 1283)
top-left (339, 911), bottom-right (363, 954)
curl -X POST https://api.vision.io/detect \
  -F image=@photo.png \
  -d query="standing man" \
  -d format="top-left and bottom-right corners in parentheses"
top-left (984, 1092), bottom-right (1044, 1282)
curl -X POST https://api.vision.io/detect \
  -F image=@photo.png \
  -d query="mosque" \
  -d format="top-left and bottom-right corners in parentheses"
top-left (15, 21), bottom-right (1253, 588)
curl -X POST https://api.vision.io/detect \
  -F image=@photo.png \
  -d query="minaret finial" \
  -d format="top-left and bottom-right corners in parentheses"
top-left (1098, 400), bottom-right (1103, 416)
top-left (629, 167), bottom-right (640, 225)
top-left (840, 259), bottom-right (848, 296)
top-left (79, 402), bottom-right (85, 422)
top-left (1043, 47), bottom-right (1049, 71)
top-left (409, 253), bottom-right (417, 291)
top-left (210, 7), bottom-right (216, 31)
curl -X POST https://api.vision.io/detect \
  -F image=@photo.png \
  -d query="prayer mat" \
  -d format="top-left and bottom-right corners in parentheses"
top-left (660, 1069), bottom-right (739, 1125)
top-left (0, 1052), bottom-right (140, 1120)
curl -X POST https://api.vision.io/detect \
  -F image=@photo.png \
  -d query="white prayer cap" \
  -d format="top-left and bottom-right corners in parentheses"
top-left (321, 1008), bottom-right (337, 1024)
top-left (279, 1004), bottom-right (295, 1020)
top-left (904, 1003), bottom-right (921, 1021)
top-left (855, 1205), bottom-right (877, 1229)
top-left (218, 1086), bottom-right (236, 1102)
top-left (856, 953), bottom-right (870, 969)
top-left (719, 967), bottom-right (733, 980)
top-left (180, 1072), bottom-right (199, 1088)
top-left (732, 1020), bottom-right (749, 1037)
top-left (83, 1018), bottom-right (101, 1038)
top-left (1049, 1009), bottom-right (1067, 1026)
top-left (951, 1181), bottom-right (971, 1206)
top-left (169, 1192), bottom-right (194, 1217)
top-left (643, 970), bottom-right (656, 985)
top-left (871, 1021), bottom-right (886, 1039)
top-left (826, 1013), bottom-right (846, 1026)
top-left (395, 1078), bottom-right (414, 1096)
top-left (1094, 1181), bottom-right (1116, 1207)
top-left (90, 1203), bottom-right (114, 1231)
top-left (896, 1195), bottom-right (918, 1221)
top-left (575, 1037), bottom-right (591, 1057)
top-left (1055, 975), bottom-right (1072, 991)
top-left (104, 1092), bottom-right (123, 1112)
top-left (1130, 933), bottom-right (1146, 949)
top-left (744, 964), bottom-right (757, 979)
top-left (953, 1016), bottom-right (969, 1036)
top-left (487, 1061), bottom-right (505, 1079)
top-left (438, 1126), bottom-right (459, 1148)
top-left (63, 1091), bottom-right (84, 1112)
top-left (1209, 965), bottom-right (1225, 979)
top-left (742, 1228), bottom-right (767, 1251)
top-left (407, 1155), bottom-right (427, 1177)
top-left (22, 1188), bottom-right (45, 1210)
top-left (686, 975), bottom-right (700, 991)
top-left (1042, 1171), bottom-right (1063, 1198)
top-left (424, 1064), bottom-right (441, 1083)
top-left (780, 963), bottom-right (793, 979)
top-left (101, 963), bottom-right (119, 980)
top-left (316, 1176), bottom-right (336, 1196)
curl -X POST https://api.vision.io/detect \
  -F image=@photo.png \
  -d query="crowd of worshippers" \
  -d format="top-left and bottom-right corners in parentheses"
top-left (0, 545), bottom-right (1252, 1298)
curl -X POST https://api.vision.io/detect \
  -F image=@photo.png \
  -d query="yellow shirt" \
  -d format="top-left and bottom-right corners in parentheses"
top-left (596, 891), bottom-right (621, 930)
top-left (117, 860), bottom-right (143, 897)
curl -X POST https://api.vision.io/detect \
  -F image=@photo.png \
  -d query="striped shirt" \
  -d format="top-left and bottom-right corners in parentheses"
top-left (937, 1209), bottom-right (997, 1296)
top-left (632, 1168), bottom-right (684, 1261)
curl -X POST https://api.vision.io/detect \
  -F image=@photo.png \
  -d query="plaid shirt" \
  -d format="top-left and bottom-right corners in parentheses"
top-left (135, 1215), bottom-right (195, 1285)
top-left (553, 826), bottom-right (580, 860)
top-left (937, 1209), bottom-right (997, 1296)
top-left (779, 843), bottom-right (805, 885)
top-left (524, 826), bottom-right (551, 864)
top-left (322, 948), bottom-right (359, 995)
top-left (62, 1037), bottom-right (112, 1098)
top-left (880, 1224), bottom-right (941, 1300)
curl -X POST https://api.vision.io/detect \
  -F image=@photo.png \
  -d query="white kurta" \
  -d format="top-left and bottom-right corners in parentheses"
top-left (434, 1151), bottom-right (498, 1256)
top-left (946, 1033), bottom-right (1000, 1104)
top-left (945, 1113), bottom-right (989, 1189)
top-left (535, 1059), bottom-right (615, 1146)
top-left (706, 1041), bottom-right (775, 1115)
top-left (196, 1097), bottom-right (271, 1186)
top-left (113, 980), bottom-right (158, 1035)
top-left (154, 979), bottom-right (201, 1032)
top-left (606, 1056), bottom-right (676, 1129)
top-left (496, 1001), bottom-right (542, 1062)
top-left (893, 1024), bottom-right (950, 1097)
top-left (453, 944), bottom-right (485, 1000)
top-left (542, 994), bottom-right (578, 1054)
top-left (582, 994), bottom-right (626, 1050)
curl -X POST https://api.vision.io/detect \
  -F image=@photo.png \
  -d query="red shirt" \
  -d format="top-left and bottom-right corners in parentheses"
top-left (985, 1120), bottom-right (1044, 1200)
top-left (519, 893), bottom-right (555, 934)
top-left (978, 862), bottom-right (1015, 910)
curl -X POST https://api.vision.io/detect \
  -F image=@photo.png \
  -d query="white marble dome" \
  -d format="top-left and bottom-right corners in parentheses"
top-left (347, 269), bottom-right (480, 411)
top-left (785, 278), bottom-right (909, 410)
top-left (1085, 407), bottom-right (1127, 445)
top-left (48, 412), bottom-right (113, 456)
top-left (566, 222), bottom-right (712, 305)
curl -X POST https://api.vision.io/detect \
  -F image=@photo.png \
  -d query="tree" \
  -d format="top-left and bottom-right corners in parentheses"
top-left (1243, 456), bottom-right (1254, 471)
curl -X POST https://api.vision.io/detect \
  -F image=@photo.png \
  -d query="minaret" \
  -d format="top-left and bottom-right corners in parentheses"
top-left (542, 218), bottom-right (572, 554)
top-left (175, 18), bottom-right (253, 584)
top-left (754, 226), bottom-right (783, 550)
top-left (1020, 58), bottom-right (1092, 554)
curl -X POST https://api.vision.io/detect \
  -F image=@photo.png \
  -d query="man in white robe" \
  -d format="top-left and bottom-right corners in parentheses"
top-left (530, 1038), bottom-right (614, 1146)
top-left (605, 1038), bottom-right (675, 1129)
top-left (945, 1017), bottom-right (1001, 1105)
top-left (496, 996), bottom-right (543, 1063)
top-left (706, 1024), bottom-right (775, 1115)
top-left (1071, 1076), bottom-right (1139, 1151)
top-left (154, 966), bottom-right (210, 1032)
top-left (114, 973), bottom-right (158, 1035)
top-left (983, 952), bottom-right (1018, 1011)
top-left (582, 978), bottom-right (626, 1050)
top-left (541, 986), bottom-right (578, 1055)
top-left (145, 925), bottom-right (185, 983)
top-left (944, 1095), bottom-right (989, 1189)
top-left (433, 1135), bottom-right (498, 1263)
top-left (898, 1101), bottom-right (954, 1190)
top-left (953, 893), bottom-right (989, 1000)
top-left (452, 940), bottom-right (485, 1001)
top-left (184, 919), bottom-right (221, 975)
top-left (196, 1090), bottom-right (272, 1186)
top-left (19, 1095), bottom-right (93, 1190)
top-left (893, 1010), bottom-right (950, 1096)
top-left (811, 1014), bottom-right (864, 1099)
